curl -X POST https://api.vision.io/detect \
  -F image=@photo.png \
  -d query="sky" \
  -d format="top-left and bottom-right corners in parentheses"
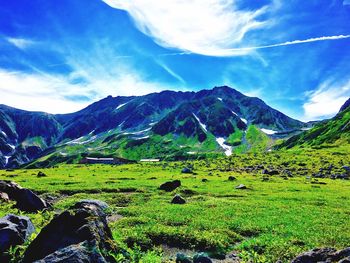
top-left (0, 0), bottom-right (349, 121)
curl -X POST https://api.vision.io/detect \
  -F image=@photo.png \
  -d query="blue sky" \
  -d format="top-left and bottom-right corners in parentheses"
top-left (0, 0), bottom-right (349, 121)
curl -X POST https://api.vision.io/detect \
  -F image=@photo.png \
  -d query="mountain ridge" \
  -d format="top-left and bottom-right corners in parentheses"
top-left (0, 86), bottom-right (307, 168)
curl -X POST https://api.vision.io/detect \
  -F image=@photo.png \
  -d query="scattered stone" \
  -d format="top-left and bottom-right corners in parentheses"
top-left (235, 184), bottom-right (247, 190)
top-left (76, 199), bottom-right (109, 210)
top-left (262, 169), bottom-right (279, 175)
top-left (0, 180), bottom-right (48, 212)
top-left (37, 171), bottom-right (47, 177)
top-left (22, 200), bottom-right (116, 263)
top-left (201, 178), bottom-right (208, 182)
top-left (193, 253), bottom-right (213, 263)
top-left (181, 167), bottom-right (193, 174)
top-left (160, 180), bottom-right (181, 192)
top-left (291, 247), bottom-right (350, 263)
top-left (171, 194), bottom-right (186, 204)
top-left (176, 253), bottom-right (192, 263)
top-left (228, 176), bottom-right (237, 181)
top-left (342, 166), bottom-right (350, 173)
top-left (0, 191), bottom-right (9, 202)
top-left (0, 214), bottom-right (35, 262)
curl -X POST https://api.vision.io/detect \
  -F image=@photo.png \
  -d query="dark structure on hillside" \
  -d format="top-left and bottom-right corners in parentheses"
top-left (79, 157), bottom-right (135, 165)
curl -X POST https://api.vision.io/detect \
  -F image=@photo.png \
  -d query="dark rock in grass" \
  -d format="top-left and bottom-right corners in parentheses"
top-left (201, 178), bottom-right (208, 182)
top-left (176, 253), bottom-right (192, 263)
top-left (228, 176), bottom-right (236, 181)
top-left (181, 167), bottom-right (193, 174)
top-left (22, 200), bottom-right (116, 263)
top-left (0, 180), bottom-right (48, 212)
top-left (291, 247), bottom-right (336, 263)
top-left (32, 241), bottom-right (107, 263)
top-left (262, 169), bottom-right (279, 176)
top-left (76, 199), bottom-right (109, 211)
top-left (0, 191), bottom-right (9, 202)
top-left (342, 166), bottom-right (350, 173)
top-left (0, 214), bottom-right (35, 262)
top-left (235, 184), bottom-right (247, 190)
top-left (37, 171), bottom-right (47, 177)
top-left (159, 180), bottom-right (181, 192)
top-left (193, 253), bottom-right (213, 263)
top-left (171, 194), bottom-right (186, 204)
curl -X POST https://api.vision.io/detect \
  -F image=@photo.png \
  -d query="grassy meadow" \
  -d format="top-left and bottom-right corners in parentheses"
top-left (1, 148), bottom-right (350, 262)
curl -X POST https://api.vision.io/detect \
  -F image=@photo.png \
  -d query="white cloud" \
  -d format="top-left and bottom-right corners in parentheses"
top-left (303, 79), bottom-right (350, 121)
top-left (103, 0), bottom-right (268, 56)
top-left (6, 38), bottom-right (35, 49)
top-left (0, 69), bottom-right (180, 114)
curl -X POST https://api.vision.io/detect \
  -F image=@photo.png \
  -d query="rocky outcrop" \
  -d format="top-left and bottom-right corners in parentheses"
top-left (22, 199), bottom-right (116, 263)
top-left (291, 247), bottom-right (350, 263)
top-left (160, 180), bottom-right (181, 192)
top-left (0, 214), bottom-right (35, 262)
top-left (171, 194), bottom-right (186, 204)
top-left (0, 180), bottom-right (48, 212)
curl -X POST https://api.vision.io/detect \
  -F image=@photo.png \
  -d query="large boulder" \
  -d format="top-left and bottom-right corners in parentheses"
top-left (0, 214), bottom-right (35, 262)
top-left (0, 180), bottom-right (48, 212)
top-left (33, 241), bottom-right (107, 263)
top-left (159, 180), bottom-right (181, 192)
top-left (291, 247), bottom-right (350, 263)
top-left (22, 200), bottom-right (116, 263)
top-left (171, 194), bottom-right (186, 204)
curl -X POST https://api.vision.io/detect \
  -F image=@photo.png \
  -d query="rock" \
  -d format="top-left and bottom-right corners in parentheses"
top-left (262, 169), bottom-right (279, 175)
top-left (228, 176), bottom-right (236, 181)
top-left (201, 178), bottom-right (208, 182)
top-left (176, 253), bottom-right (192, 263)
top-left (193, 253), bottom-right (213, 263)
top-left (235, 184), bottom-right (247, 190)
top-left (181, 167), bottom-right (193, 174)
top-left (33, 241), bottom-right (107, 263)
top-left (76, 199), bottom-right (109, 211)
top-left (342, 166), bottom-right (350, 173)
top-left (0, 191), bottom-right (9, 202)
top-left (339, 257), bottom-right (350, 263)
top-left (22, 200), bottom-right (116, 263)
top-left (171, 194), bottom-right (186, 204)
top-left (159, 180), bottom-right (181, 192)
top-left (0, 180), bottom-right (48, 212)
top-left (37, 171), bottom-right (47, 177)
top-left (291, 247), bottom-right (348, 263)
top-left (0, 214), bottom-right (35, 262)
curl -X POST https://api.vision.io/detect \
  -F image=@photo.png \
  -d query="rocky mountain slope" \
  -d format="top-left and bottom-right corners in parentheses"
top-left (0, 86), bottom-right (306, 168)
top-left (277, 98), bottom-right (350, 149)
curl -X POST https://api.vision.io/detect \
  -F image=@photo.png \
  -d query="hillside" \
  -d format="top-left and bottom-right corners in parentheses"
top-left (277, 98), bottom-right (350, 149)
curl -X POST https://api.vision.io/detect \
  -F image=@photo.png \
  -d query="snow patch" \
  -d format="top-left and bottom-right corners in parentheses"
top-left (1, 130), bottom-right (7, 137)
top-left (131, 127), bottom-right (152, 135)
top-left (217, 97), bottom-right (223, 102)
top-left (8, 144), bottom-right (15, 150)
top-left (135, 136), bottom-right (149, 140)
top-left (187, 151), bottom-right (196, 155)
top-left (116, 102), bottom-right (128, 110)
top-left (216, 137), bottom-right (232, 156)
top-left (240, 118), bottom-right (248, 124)
top-left (4, 156), bottom-right (10, 165)
top-left (192, 113), bottom-right (208, 132)
top-left (260, 128), bottom-right (277, 135)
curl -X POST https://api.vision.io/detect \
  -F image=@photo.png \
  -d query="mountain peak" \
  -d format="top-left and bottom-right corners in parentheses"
top-left (339, 98), bottom-right (350, 113)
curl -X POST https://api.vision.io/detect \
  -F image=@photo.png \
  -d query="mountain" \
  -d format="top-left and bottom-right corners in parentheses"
top-left (277, 98), bottom-right (350, 149)
top-left (0, 86), bottom-right (306, 168)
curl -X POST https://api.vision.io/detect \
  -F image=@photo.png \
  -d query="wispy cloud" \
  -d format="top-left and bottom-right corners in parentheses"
top-left (303, 78), bottom-right (350, 121)
top-left (6, 37), bottom-right (35, 49)
top-left (103, 0), bottom-right (268, 56)
top-left (156, 61), bottom-right (186, 84)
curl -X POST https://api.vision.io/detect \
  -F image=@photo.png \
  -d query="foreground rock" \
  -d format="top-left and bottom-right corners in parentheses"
top-left (235, 184), bottom-right (247, 190)
top-left (0, 214), bottom-right (35, 262)
top-left (291, 247), bottom-right (350, 263)
top-left (0, 180), bottom-right (48, 212)
top-left (171, 194), bottom-right (186, 204)
top-left (160, 180), bottom-right (181, 192)
top-left (176, 252), bottom-right (213, 263)
top-left (22, 199), bottom-right (116, 263)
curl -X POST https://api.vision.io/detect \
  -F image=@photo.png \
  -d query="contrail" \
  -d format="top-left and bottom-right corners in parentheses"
top-left (225, 35), bottom-right (350, 52)
top-left (160, 35), bottom-right (350, 56)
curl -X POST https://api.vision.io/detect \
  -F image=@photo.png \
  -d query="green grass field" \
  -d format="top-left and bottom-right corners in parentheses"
top-left (1, 148), bottom-right (350, 262)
